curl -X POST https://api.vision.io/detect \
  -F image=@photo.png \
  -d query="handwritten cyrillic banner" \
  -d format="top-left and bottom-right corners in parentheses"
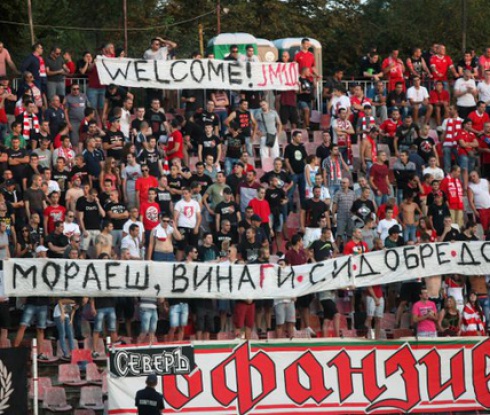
top-left (4, 242), bottom-right (489, 298)
top-left (108, 338), bottom-right (490, 414)
top-left (95, 56), bottom-right (299, 91)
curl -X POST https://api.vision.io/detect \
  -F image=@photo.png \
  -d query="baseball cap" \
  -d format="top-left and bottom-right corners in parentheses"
top-left (35, 246), bottom-right (49, 253)
top-left (251, 214), bottom-right (262, 222)
top-left (71, 174), bottom-right (82, 183)
top-left (363, 102), bottom-right (372, 108)
top-left (5, 179), bottom-right (15, 187)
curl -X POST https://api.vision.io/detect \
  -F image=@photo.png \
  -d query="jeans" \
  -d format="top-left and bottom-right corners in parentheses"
top-left (153, 251), bottom-right (175, 262)
top-left (86, 87), bottom-right (104, 109)
top-left (396, 188), bottom-right (404, 206)
top-left (329, 185), bottom-right (341, 199)
top-left (139, 307), bottom-right (158, 334)
top-left (478, 297), bottom-right (490, 328)
top-left (289, 173), bottom-right (306, 211)
top-left (458, 154), bottom-right (475, 173)
top-left (215, 110), bottom-right (228, 136)
top-left (225, 157), bottom-right (240, 176)
top-left (374, 193), bottom-right (389, 207)
top-left (244, 136), bottom-right (253, 157)
top-left (54, 316), bottom-right (75, 357)
top-left (403, 224), bottom-right (417, 243)
top-left (94, 307), bottom-right (117, 333)
top-left (169, 303), bottom-right (189, 328)
top-left (443, 146), bottom-right (458, 174)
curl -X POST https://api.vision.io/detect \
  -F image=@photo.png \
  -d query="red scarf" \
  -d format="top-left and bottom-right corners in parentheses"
top-left (22, 111), bottom-right (40, 141)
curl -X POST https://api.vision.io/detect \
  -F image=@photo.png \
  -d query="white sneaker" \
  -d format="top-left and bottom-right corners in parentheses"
top-left (306, 327), bottom-right (317, 338)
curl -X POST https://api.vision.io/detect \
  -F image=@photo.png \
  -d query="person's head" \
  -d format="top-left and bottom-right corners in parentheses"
top-left (216, 171), bottom-right (226, 184)
top-left (141, 164), bottom-right (150, 176)
top-left (312, 185), bottom-right (321, 200)
top-left (150, 98), bottom-right (160, 111)
top-left (146, 374), bottom-right (158, 388)
top-left (352, 228), bottom-right (363, 242)
top-left (445, 296), bottom-right (456, 310)
top-left (400, 150), bottom-right (409, 163)
top-left (443, 215), bottom-right (453, 229)
top-left (259, 99), bottom-right (269, 112)
top-left (182, 187), bottom-right (191, 201)
top-left (281, 51), bottom-right (290, 62)
top-left (338, 107), bottom-right (348, 120)
top-left (205, 154), bottom-right (214, 166)
top-left (245, 206), bottom-right (254, 218)
top-left (314, 173), bottom-right (323, 186)
top-left (465, 220), bottom-right (477, 236)
top-left (148, 187), bottom-right (157, 202)
top-left (185, 245), bottom-right (198, 261)
top-left (301, 38), bottom-right (310, 50)
top-left (292, 130), bottom-right (303, 144)
top-left (245, 44), bottom-right (254, 57)
top-left (477, 100), bottom-right (486, 114)
top-left (394, 82), bottom-right (403, 93)
top-left (340, 177), bottom-right (350, 189)
top-left (54, 220), bottom-right (64, 234)
top-left (469, 170), bottom-right (480, 183)
top-left (159, 213), bottom-right (171, 228)
top-left (450, 164), bottom-right (461, 178)
top-left (245, 226), bottom-right (256, 241)
top-left (420, 288), bottom-right (429, 301)
top-left (291, 234), bottom-right (303, 248)
top-left (10, 137), bottom-right (20, 150)
top-left (49, 191), bottom-right (60, 205)
top-left (246, 170), bottom-right (256, 184)
top-left (229, 44), bottom-right (239, 57)
top-left (321, 226), bottom-right (332, 241)
top-left (101, 219), bottom-right (114, 233)
top-left (203, 232), bottom-right (213, 247)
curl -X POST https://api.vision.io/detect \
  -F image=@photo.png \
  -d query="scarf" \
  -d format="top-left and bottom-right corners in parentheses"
top-left (329, 157), bottom-right (342, 182)
top-left (367, 135), bottom-right (378, 162)
top-left (22, 111), bottom-right (40, 141)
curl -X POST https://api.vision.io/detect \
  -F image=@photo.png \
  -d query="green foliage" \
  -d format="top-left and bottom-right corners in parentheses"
top-left (2, 0), bottom-right (490, 76)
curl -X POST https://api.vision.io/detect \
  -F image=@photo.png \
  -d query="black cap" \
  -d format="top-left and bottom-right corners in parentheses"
top-left (5, 179), bottom-right (15, 187)
top-left (251, 214), bottom-right (262, 222)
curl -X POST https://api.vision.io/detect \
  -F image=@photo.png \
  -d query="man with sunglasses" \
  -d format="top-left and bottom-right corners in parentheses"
top-left (46, 46), bottom-right (69, 101)
top-left (147, 213), bottom-right (182, 261)
top-left (64, 83), bottom-right (89, 148)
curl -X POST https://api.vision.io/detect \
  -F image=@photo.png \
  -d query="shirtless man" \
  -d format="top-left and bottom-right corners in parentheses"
top-left (360, 126), bottom-right (379, 176)
top-left (95, 219), bottom-right (114, 258)
top-left (424, 275), bottom-right (443, 311)
top-left (399, 191), bottom-right (422, 243)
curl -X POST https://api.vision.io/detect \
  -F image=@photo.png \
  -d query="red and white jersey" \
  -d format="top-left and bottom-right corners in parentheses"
top-left (461, 303), bottom-right (485, 336)
top-left (441, 117), bottom-right (463, 147)
top-left (382, 57), bottom-right (404, 79)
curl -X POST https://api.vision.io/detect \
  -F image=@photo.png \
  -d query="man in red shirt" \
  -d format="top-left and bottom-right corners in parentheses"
top-left (468, 101), bottom-right (490, 136)
top-left (456, 119), bottom-right (479, 192)
top-left (166, 118), bottom-right (184, 163)
top-left (441, 165), bottom-right (464, 228)
top-left (382, 49), bottom-right (405, 91)
top-left (139, 187), bottom-right (160, 244)
top-left (379, 108), bottom-right (402, 154)
top-left (43, 191), bottom-right (66, 234)
top-left (343, 227), bottom-right (369, 255)
top-left (430, 45), bottom-right (458, 89)
top-left (426, 80), bottom-right (450, 126)
top-left (479, 122), bottom-right (490, 178)
top-left (294, 38), bottom-right (320, 82)
top-left (248, 187), bottom-right (273, 242)
top-left (135, 164), bottom-right (158, 208)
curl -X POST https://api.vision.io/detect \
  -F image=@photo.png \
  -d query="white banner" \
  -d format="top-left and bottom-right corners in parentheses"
top-left (95, 56), bottom-right (299, 91)
top-left (4, 242), bottom-right (490, 298)
top-left (108, 338), bottom-right (490, 414)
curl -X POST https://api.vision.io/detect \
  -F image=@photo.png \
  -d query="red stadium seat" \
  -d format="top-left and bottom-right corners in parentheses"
top-left (71, 348), bottom-right (93, 365)
top-left (29, 376), bottom-right (52, 401)
top-left (86, 362), bottom-right (102, 384)
top-left (42, 387), bottom-right (73, 412)
top-left (58, 363), bottom-right (88, 386)
top-left (79, 386), bottom-right (104, 410)
top-left (74, 410), bottom-right (96, 415)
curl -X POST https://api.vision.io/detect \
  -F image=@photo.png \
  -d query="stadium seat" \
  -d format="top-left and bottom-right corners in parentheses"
top-left (86, 362), bottom-right (102, 384)
top-left (217, 331), bottom-right (236, 340)
top-left (320, 114), bottom-right (331, 129)
top-left (56, 339), bottom-right (79, 358)
top-left (400, 312), bottom-right (412, 329)
top-left (58, 363), bottom-right (88, 386)
top-left (38, 340), bottom-right (59, 363)
top-left (79, 386), bottom-right (104, 410)
top-left (71, 348), bottom-right (94, 365)
top-left (313, 130), bottom-right (324, 144)
top-left (392, 328), bottom-right (414, 339)
top-left (83, 337), bottom-right (106, 361)
top-left (29, 376), bottom-right (52, 401)
top-left (74, 410), bottom-right (96, 415)
top-left (42, 387), bottom-right (73, 412)
top-left (304, 141), bottom-right (317, 155)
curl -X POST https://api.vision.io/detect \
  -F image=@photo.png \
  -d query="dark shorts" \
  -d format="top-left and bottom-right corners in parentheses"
top-left (195, 303), bottom-right (214, 332)
top-left (297, 294), bottom-right (314, 309)
top-left (116, 297), bottom-right (135, 320)
top-left (279, 105), bottom-right (299, 126)
top-left (321, 299), bottom-right (339, 320)
top-left (400, 281), bottom-right (423, 304)
top-left (177, 227), bottom-right (199, 250)
top-left (255, 299), bottom-right (273, 309)
top-left (0, 303), bottom-right (10, 329)
top-left (233, 301), bottom-right (255, 329)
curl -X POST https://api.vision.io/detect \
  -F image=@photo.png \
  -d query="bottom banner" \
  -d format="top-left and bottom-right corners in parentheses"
top-left (108, 338), bottom-right (490, 414)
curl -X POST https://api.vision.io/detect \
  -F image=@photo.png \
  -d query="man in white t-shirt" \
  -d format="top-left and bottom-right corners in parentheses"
top-left (174, 187), bottom-right (201, 260)
top-left (329, 86), bottom-right (351, 118)
top-left (478, 70), bottom-right (490, 112)
top-left (453, 68), bottom-right (477, 119)
top-left (406, 76), bottom-right (429, 125)
top-left (122, 207), bottom-right (145, 242)
top-left (422, 156), bottom-right (444, 181)
top-left (63, 211), bottom-right (81, 238)
top-left (143, 37), bottom-right (177, 61)
top-left (376, 207), bottom-right (401, 242)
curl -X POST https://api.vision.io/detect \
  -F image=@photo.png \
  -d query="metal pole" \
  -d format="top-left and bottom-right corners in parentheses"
top-left (198, 24), bottom-right (204, 57)
top-left (32, 338), bottom-right (39, 415)
top-left (123, 0), bottom-right (128, 54)
top-left (27, 0), bottom-right (35, 44)
top-left (217, 0), bottom-right (221, 34)
top-left (461, 0), bottom-right (467, 53)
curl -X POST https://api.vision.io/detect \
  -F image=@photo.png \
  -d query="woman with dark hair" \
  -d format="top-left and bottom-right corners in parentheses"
top-left (461, 291), bottom-right (485, 336)
top-left (416, 216), bottom-right (437, 243)
top-left (16, 226), bottom-right (35, 258)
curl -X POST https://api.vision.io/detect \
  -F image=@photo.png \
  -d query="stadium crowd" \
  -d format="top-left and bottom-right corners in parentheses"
top-left (0, 38), bottom-right (489, 359)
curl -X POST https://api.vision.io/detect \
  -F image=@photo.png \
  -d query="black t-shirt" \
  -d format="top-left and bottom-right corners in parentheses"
top-left (298, 77), bottom-right (313, 102)
top-left (239, 239), bottom-right (261, 262)
top-left (387, 90), bottom-right (407, 106)
top-left (24, 164), bottom-right (45, 188)
top-left (215, 201), bottom-right (240, 227)
top-left (235, 110), bottom-right (252, 137)
top-left (316, 144), bottom-right (331, 166)
top-left (135, 386), bottom-right (164, 414)
top-left (70, 165), bottom-right (90, 185)
top-left (303, 198), bottom-right (328, 227)
top-left (182, 89), bottom-right (205, 113)
top-left (104, 130), bottom-right (125, 160)
top-left (155, 188), bottom-right (172, 215)
top-left (443, 228), bottom-right (461, 242)
top-left (167, 175), bottom-right (186, 203)
top-left (197, 244), bottom-right (219, 262)
top-left (428, 203), bottom-right (451, 236)
top-left (94, 297), bottom-right (116, 309)
top-left (226, 173), bottom-right (245, 197)
top-left (415, 137), bottom-right (436, 163)
top-left (284, 144), bottom-right (307, 174)
top-left (76, 197), bottom-right (102, 230)
top-left (99, 191), bottom-right (111, 209)
top-left (350, 199), bottom-right (376, 223)
top-left (199, 134), bottom-right (220, 162)
top-left (395, 124), bottom-right (419, 148)
top-left (46, 232), bottom-right (69, 258)
top-left (214, 230), bottom-right (236, 257)
top-left (265, 187), bottom-right (285, 213)
top-left (181, 120), bottom-right (202, 151)
top-left (225, 133), bottom-right (245, 159)
top-left (455, 232), bottom-right (479, 242)
top-left (7, 148), bottom-right (27, 182)
top-left (260, 170), bottom-right (291, 189)
top-left (310, 239), bottom-right (335, 261)
top-left (190, 173), bottom-right (213, 195)
top-left (52, 168), bottom-right (70, 203)
top-left (105, 87), bottom-right (127, 115)
top-left (145, 110), bottom-right (167, 137)
top-left (193, 110), bottom-right (220, 134)
top-left (105, 202), bottom-right (127, 230)
top-left (360, 58), bottom-right (382, 78)
top-left (131, 117), bottom-right (144, 134)
top-left (138, 148), bottom-right (160, 178)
